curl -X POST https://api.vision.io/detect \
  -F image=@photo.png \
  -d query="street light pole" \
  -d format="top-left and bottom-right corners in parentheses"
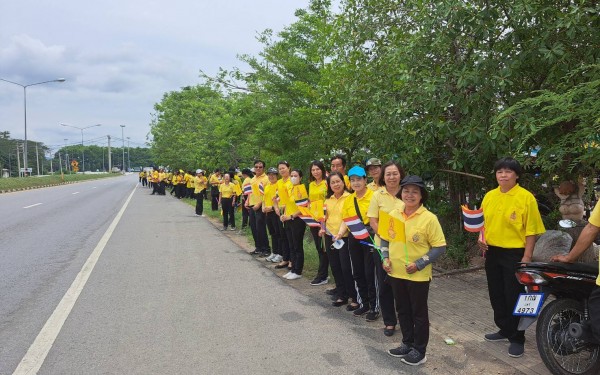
top-left (0, 77), bottom-right (65, 176)
top-left (120, 125), bottom-right (125, 172)
top-left (126, 137), bottom-right (130, 171)
top-left (60, 123), bottom-right (101, 173)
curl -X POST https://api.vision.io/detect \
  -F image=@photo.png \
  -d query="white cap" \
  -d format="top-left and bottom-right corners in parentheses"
top-left (196, 169), bottom-right (202, 174)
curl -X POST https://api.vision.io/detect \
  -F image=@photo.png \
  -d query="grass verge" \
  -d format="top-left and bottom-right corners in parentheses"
top-left (0, 173), bottom-right (121, 191)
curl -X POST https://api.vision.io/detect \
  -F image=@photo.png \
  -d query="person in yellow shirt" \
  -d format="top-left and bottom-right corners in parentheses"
top-left (263, 167), bottom-right (283, 263)
top-left (209, 169), bottom-right (222, 211)
top-left (331, 154), bottom-right (351, 190)
top-left (280, 168), bottom-right (308, 280)
top-left (185, 170), bottom-right (195, 198)
top-left (479, 157), bottom-right (545, 358)
top-left (365, 158), bottom-right (382, 191)
top-left (218, 173), bottom-right (238, 230)
top-left (151, 169), bottom-right (160, 195)
top-left (367, 161), bottom-right (406, 334)
top-left (320, 171), bottom-right (353, 307)
top-left (158, 168), bottom-right (167, 195)
top-left (339, 166), bottom-right (376, 316)
top-left (308, 160), bottom-right (329, 285)
top-left (247, 160), bottom-right (270, 256)
top-left (275, 161), bottom-right (293, 268)
top-left (380, 175), bottom-right (446, 366)
top-left (240, 168), bottom-right (254, 229)
top-left (194, 169), bottom-right (208, 216)
top-left (551, 200), bottom-right (600, 343)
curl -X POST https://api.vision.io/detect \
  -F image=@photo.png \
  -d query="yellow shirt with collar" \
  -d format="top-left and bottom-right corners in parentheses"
top-left (309, 179), bottom-right (328, 220)
top-left (367, 188), bottom-right (405, 246)
top-left (383, 205), bottom-right (446, 281)
top-left (343, 174), bottom-right (351, 190)
top-left (277, 177), bottom-right (292, 207)
top-left (367, 181), bottom-right (380, 192)
top-left (325, 191), bottom-right (351, 236)
top-left (249, 174), bottom-right (269, 206)
top-left (342, 189), bottom-right (374, 225)
top-left (194, 176), bottom-right (207, 193)
top-left (481, 184), bottom-right (546, 249)
top-left (586, 203), bottom-right (600, 286)
top-left (263, 181), bottom-right (278, 209)
top-left (285, 184), bottom-right (308, 216)
top-left (219, 183), bottom-right (236, 199)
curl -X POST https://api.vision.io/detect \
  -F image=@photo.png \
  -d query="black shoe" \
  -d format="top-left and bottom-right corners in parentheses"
top-left (365, 310), bottom-right (380, 321)
top-left (346, 303), bottom-right (360, 312)
top-left (384, 327), bottom-right (396, 337)
top-left (388, 344), bottom-right (412, 358)
top-left (310, 278), bottom-right (328, 286)
top-left (400, 348), bottom-right (427, 366)
top-left (325, 288), bottom-right (337, 296)
top-left (508, 342), bottom-right (524, 358)
top-left (251, 249), bottom-right (261, 255)
top-left (353, 305), bottom-right (370, 316)
top-left (484, 332), bottom-right (508, 342)
top-left (332, 299), bottom-right (348, 307)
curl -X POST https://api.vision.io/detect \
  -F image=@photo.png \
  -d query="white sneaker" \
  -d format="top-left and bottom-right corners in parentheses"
top-left (271, 254), bottom-right (283, 263)
top-left (287, 273), bottom-right (302, 280)
top-left (265, 254), bottom-right (275, 261)
top-left (282, 272), bottom-right (291, 278)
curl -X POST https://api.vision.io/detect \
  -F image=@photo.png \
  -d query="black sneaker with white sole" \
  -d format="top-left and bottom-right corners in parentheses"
top-left (365, 310), bottom-right (380, 321)
top-left (484, 332), bottom-right (508, 342)
top-left (352, 305), bottom-right (370, 316)
top-left (310, 278), bottom-right (328, 286)
top-left (400, 348), bottom-right (427, 366)
top-left (388, 344), bottom-right (412, 358)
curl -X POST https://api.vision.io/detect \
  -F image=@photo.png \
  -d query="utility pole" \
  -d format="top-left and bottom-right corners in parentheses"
top-left (17, 144), bottom-right (21, 177)
top-left (35, 142), bottom-right (40, 176)
top-left (107, 135), bottom-right (112, 172)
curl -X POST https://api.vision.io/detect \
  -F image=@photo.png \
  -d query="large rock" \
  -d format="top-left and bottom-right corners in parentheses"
top-left (532, 230), bottom-right (572, 261)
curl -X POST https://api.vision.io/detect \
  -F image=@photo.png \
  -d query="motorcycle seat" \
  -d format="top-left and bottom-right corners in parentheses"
top-left (524, 261), bottom-right (599, 275)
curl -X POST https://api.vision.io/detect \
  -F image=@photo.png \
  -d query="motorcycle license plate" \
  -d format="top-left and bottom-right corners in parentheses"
top-left (513, 293), bottom-right (544, 316)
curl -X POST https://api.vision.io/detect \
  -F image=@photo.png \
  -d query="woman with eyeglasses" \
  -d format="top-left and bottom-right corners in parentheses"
top-left (320, 172), bottom-right (356, 307)
top-left (308, 160), bottom-right (329, 286)
top-left (367, 161), bottom-right (406, 334)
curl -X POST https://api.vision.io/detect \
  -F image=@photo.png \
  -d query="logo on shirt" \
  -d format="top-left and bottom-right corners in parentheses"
top-left (412, 233), bottom-right (420, 242)
top-left (510, 211), bottom-right (517, 221)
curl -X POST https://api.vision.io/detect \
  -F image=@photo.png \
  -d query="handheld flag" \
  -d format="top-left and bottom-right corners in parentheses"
top-left (378, 211), bottom-right (406, 243)
top-left (298, 206), bottom-right (322, 227)
top-left (461, 205), bottom-right (484, 232)
top-left (343, 216), bottom-right (370, 240)
top-left (242, 183), bottom-right (252, 196)
top-left (258, 182), bottom-right (265, 195)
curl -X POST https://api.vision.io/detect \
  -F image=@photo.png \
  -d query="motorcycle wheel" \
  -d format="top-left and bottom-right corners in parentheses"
top-left (536, 299), bottom-right (600, 375)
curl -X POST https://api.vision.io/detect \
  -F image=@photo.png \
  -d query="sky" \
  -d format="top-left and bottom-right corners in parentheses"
top-left (0, 0), bottom-right (308, 152)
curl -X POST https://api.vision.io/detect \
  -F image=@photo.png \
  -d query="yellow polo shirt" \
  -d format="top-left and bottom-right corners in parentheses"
top-left (263, 181), bottom-right (278, 209)
top-left (209, 174), bottom-right (221, 187)
top-left (219, 183), bottom-right (236, 199)
top-left (249, 174), bottom-right (269, 206)
top-left (325, 191), bottom-right (351, 236)
top-left (285, 184), bottom-right (308, 216)
top-left (383, 205), bottom-right (446, 281)
top-left (309, 180), bottom-right (327, 202)
top-left (481, 184), bottom-right (546, 248)
top-left (367, 188), bottom-right (405, 246)
top-left (367, 181), bottom-right (380, 191)
top-left (277, 178), bottom-right (292, 207)
top-left (342, 189), bottom-right (374, 225)
top-left (587, 203), bottom-right (600, 286)
top-left (194, 176), bottom-right (207, 193)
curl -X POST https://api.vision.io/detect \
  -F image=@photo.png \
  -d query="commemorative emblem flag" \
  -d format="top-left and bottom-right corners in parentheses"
top-left (378, 211), bottom-right (406, 243)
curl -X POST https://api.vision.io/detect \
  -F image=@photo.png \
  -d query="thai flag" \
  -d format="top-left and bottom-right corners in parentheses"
top-left (299, 214), bottom-right (321, 227)
top-left (461, 205), bottom-right (484, 232)
top-left (295, 198), bottom-right (309, 207)
top-left (343, 215), bottom-right (370, 239)
top-left (243, 184), bottom-right (252, 195)
top-left (258, 182), bottom-right (264, 195)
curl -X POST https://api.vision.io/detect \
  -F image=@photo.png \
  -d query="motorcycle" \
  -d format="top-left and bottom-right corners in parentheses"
top-left (514, 261), bottom-right (599, 375)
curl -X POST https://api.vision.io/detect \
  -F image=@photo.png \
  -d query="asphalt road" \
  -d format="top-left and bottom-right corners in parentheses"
top-left (2, 175), bottom-right (419, 375)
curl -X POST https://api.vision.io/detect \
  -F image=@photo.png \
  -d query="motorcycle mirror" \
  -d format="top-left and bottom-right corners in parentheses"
top-left (559, 219), bottom-right (577, 228)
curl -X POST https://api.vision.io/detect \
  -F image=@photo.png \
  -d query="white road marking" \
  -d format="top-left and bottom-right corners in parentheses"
top-left (72, 192), bottom-right (79, 195)
top-left (92, 187), bottom-right (97, 189)
top-left (13, 186), bottom-right (137, 375)
top-left (23, 203), bottom-right (42, 209)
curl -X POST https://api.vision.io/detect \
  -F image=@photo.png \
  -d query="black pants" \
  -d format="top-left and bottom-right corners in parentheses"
top-left (211, 192), bottom-right (219, 211)
top-left (249, 208), bottom-right (269, 252)
top-left (325, 236), bottom-right (356, 302)
top-left (159, 181), bottom-right (166, 195)
top-left (265, 211), bottom-right (282, 255)
top-left (221, 197), bottom-right (235, 228)
top-left (288, 218), bottom-right (306, 275)
top-left (485, 246), bottom-right (525, 343)
top-left (142, 177), bottom-right (147, 186)
top-left (349, 235), bottom-right (376, 309)
top-left (195, 193), bottom-right (204, 215)
top-left (241, 196), bottom-right (250, 227)
top-left (310, 226), bottom-right (329, 281)
top-left (390, 277), bottom-right (430, 354)
top-left (590, 286), bottom-right (600, 342)
top-left (373, 247), bottom-right (397, 326)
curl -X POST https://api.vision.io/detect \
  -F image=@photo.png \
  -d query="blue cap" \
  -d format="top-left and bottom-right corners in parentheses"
top-left (347, 165), bottom-right (366, 178)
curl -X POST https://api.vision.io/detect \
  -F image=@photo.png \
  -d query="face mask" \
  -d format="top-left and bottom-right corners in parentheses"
top-left (291, 177), bottom-right (299, 185)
